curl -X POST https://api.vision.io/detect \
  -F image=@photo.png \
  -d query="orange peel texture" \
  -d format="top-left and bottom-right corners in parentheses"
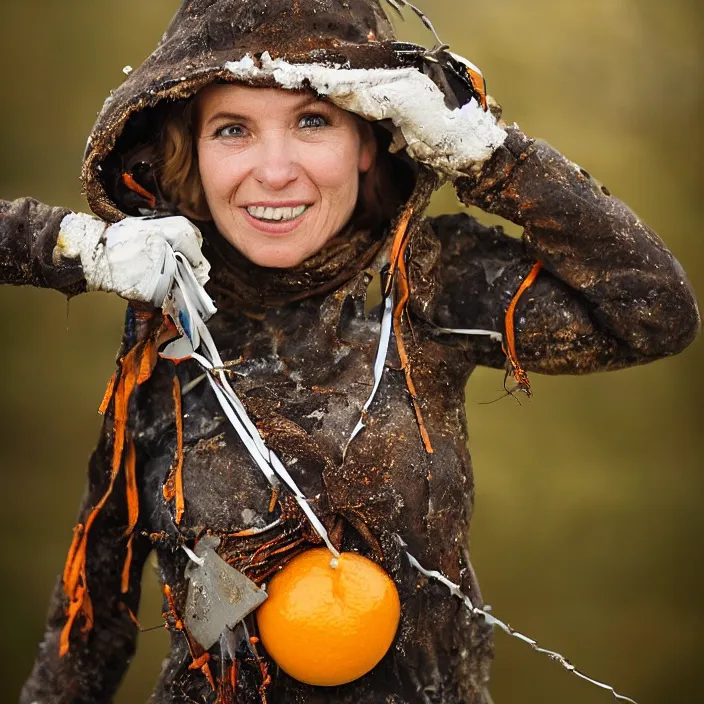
top-left (256, 548), bottom-right (400, 687)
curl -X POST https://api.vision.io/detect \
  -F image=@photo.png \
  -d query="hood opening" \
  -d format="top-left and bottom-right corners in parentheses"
top-left (83, 51), bottom-right (502, 223)
top-left (98, 75), bottom-right (420, 226)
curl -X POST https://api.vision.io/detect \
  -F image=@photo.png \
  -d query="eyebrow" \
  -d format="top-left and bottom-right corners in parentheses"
top-left (202, 94), bottom-right (327, 128)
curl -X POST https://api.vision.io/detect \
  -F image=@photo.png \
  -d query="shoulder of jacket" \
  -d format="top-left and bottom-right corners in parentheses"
top-left (425, 211), bottom-right (489, 240)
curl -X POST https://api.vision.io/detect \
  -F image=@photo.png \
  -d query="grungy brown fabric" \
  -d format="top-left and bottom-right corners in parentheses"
top-left (0, 1), bottom-right (698, 703)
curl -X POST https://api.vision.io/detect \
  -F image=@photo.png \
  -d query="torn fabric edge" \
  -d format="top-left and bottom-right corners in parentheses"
top-left (396, 536), bottom-right (637, 704)
top-left (344, 292), bottom-right (393, 456)
top-left (161, 253), bottom-right (340, 559)
top-left (224, 52), bottom-right (506, 177)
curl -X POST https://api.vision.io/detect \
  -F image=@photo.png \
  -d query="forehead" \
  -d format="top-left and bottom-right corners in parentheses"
top-left (197, 83), bottom-right (328, 119)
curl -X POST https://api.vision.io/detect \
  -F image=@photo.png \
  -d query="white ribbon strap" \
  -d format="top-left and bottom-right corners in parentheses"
top-left (162, 253), bottom-right (340, 559)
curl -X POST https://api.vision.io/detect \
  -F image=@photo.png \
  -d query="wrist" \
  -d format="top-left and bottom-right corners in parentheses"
top-left (454, 127), bottom-right (536, 215)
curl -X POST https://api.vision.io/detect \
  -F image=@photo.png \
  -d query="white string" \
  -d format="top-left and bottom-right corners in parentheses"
top-left (182, 545), bottom-right (205, 566)
top-left (344, 293), bottom-right (394, 457)
top-left (397, 536), bottom-right (637, 704)
top-left (163, 254), bottom-right (339, 559)
top-left (434, 326), bottom-right (502, 343)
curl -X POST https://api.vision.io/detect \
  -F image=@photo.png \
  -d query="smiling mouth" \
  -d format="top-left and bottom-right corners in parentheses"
top-left (245, 204), bottom-right (310, 222)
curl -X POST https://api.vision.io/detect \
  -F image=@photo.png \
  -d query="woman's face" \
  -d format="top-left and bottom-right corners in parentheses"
top-left (196, 84), bottom-right (375, 268)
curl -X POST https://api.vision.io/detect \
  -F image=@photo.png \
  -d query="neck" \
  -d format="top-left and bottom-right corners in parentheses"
top-left (202, 221), bottom-right (386, 313)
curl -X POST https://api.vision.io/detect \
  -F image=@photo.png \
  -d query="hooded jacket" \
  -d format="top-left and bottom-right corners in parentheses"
top-left (4, 1), bottom-right (699, 703)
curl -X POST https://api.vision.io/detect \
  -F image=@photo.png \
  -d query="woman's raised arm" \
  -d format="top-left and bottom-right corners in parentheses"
top-left (429, 126), bottom-right (700, 374)
top-left (0, 198), bottom-right (85, 294)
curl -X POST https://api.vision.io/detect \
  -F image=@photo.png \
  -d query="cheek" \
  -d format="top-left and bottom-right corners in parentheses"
top-left (197, 145), bottom-right (244, 203)
top-left (304, 140), bottom-right (362, 193)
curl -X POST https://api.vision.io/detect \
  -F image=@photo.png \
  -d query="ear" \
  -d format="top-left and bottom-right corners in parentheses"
top-left (357, 121), bottom-right (377, 173)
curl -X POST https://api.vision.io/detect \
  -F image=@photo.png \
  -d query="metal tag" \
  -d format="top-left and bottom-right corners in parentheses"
top-left (184, 536), bottom-right (267, 650)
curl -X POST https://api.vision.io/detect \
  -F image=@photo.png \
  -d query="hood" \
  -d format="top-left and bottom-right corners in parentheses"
top-left (82, 0), bottom-right (505, 223)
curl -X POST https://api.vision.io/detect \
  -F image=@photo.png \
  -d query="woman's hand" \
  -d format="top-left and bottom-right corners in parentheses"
top-left (53, 214), bottom-right (210, 306)
top-left (301, 65), bottom-right (507, 176)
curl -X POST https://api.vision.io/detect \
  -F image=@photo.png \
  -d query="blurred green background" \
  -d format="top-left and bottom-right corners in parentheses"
top-left (0, 1), bottom-right (701, 702)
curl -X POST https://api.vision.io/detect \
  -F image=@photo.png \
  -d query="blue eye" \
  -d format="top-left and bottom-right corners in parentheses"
top-left (218, 125), bottom-right (245, 138)
top-left (299, 114), bottom-right (328, 129)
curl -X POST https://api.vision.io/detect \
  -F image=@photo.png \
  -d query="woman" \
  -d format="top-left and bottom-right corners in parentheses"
top-left (4, 0), bottom-right (698, 702)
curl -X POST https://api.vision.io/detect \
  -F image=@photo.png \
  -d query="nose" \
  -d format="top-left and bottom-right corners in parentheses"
top-left (252, 131), bottom-right (299, 191)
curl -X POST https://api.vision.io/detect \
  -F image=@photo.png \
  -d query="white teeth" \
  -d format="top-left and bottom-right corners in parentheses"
top-left (246, 204), bottom-right (308, 221)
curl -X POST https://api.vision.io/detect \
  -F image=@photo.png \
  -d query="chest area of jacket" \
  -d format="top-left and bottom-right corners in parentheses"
top-left (161, 302), bottom-right (471, 533)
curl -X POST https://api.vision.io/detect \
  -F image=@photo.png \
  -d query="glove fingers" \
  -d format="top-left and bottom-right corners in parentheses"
top-left (157, 218), bottom-right (205, 264)
top-left (157, 216), bottom-right (211, 286)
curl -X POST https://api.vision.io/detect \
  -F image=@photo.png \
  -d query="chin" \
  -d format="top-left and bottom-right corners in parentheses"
top-left (244, 246), bottom-right (311, 270)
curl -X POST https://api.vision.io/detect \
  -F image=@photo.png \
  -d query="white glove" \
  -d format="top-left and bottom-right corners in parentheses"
top-left (226, 51), bottom-right (507, 176)
top-left (53, 214), bottom-right (211, 307)
top-left (328, 69), bottom-right (507, 175)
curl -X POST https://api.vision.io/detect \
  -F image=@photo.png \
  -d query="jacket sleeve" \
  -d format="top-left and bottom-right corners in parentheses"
top-left (432, 126), bottom-right (700, 374)
top-left (0, 197), bottom-right (86, 295)
top-left (19, 421), bottom-right (152, 704)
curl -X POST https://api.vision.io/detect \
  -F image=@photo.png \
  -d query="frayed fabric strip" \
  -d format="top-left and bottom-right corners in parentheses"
top-left (224, 52), bottom-right (506, 176)
top-left (397, 536), bottom-right (637, 704)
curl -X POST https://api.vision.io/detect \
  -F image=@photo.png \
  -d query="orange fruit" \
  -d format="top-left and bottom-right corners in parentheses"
top-left (256, 547), bottom-right (401, 686)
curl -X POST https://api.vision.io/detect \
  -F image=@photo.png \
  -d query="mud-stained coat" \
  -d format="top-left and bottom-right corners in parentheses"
top-left (0, 1), bottom-right (699, 703)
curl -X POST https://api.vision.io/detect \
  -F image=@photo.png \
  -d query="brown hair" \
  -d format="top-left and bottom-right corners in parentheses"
top-left (158, 101), bottom-right (209, 221)
top-left (157, 95), bottom-right (406, 229)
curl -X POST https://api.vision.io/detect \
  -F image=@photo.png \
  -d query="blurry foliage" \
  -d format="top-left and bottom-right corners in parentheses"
top-left (0, 1), bottom-right (701, 702)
